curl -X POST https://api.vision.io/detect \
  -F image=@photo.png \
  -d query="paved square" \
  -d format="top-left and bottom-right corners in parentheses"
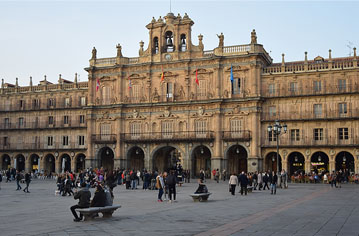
top-left (0, 180), bottom-right (359, 236)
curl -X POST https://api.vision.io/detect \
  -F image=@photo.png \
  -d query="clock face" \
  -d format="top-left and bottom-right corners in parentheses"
top-left (165, 54), bottom-right (172, 61)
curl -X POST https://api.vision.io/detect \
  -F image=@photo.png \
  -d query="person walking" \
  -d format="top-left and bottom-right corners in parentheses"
top-left (252, 171), bottom-right (258, 190)
top-left (228, 173), bottom-right (238, 195)
top-left (15, 170), bottom-right (22, 191)
top-left (263, 172), bottom-right (270, 190)
top-left (271, 171), bottom-right (278, 194)
top-left (331, 171), bottom-right (337, 188)
top-left (70, 182), bottom-right (91, 222)
top-left (258, 172), bottom-right (263, 190)
top-left (156, 172), bottom-right (165, 202)
top-left (238, 171), bottom-right (248, 195)
top-left (222, 169), bottom-right (227, 181)
top-left (199, 169), bottom-right (205, 183)
top-left (215, 169), bottom-right (220, 183)
top-left (23, 172), bottom-right (31, 193)
top-left (166, 170), bottom-right (177, 203)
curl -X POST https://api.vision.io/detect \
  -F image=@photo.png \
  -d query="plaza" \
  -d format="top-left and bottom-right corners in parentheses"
top-left (1, 179), bottom-right (359, 236)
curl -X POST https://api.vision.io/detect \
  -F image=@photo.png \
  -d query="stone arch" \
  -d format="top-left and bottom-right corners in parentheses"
top-left (29, 154), bottom-right (40, 172)
top-left (224, 144), bottom-right (248, 175)
top-left (98, 146), bottom-right (115, 171)
top-left (264, 152), bottom-right (282, 173)
top-left (335, 151), bottom-right (355, 172)
top-left (59, 153), bottom-right (71, 173)
top-left (151, 144), bottom-right (183, 173)
top-left (191, 144), bottom-right (212, 177)
top-left (15, 154), bottom-right (25, 171)
top-left (44, 154), bottom-right (55, 175)
top-left (310, 151), bottom-right (329, 174)
top-left (75, 153), bottom-right (86, 173)
top-left (1, 154), bottom-right (11, 170)
top-left (287, 151), bottom-right (305, 175)
top-left (127, 146), bottom-right (145, 171)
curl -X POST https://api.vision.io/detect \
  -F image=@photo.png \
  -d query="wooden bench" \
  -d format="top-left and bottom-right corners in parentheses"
top-left (76, 205), bottom-right (121, 221)
top-left (190, 193), bottom-right (211, 202)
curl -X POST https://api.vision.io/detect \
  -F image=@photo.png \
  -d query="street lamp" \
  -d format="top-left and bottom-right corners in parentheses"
top-left (267, 120), bottom-right (287, 181)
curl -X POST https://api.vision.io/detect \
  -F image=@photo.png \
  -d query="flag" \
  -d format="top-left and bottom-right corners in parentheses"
top-left (230, 65), bottom-right (234, 83)
top-left (96, 79), bottom-right (100, 92)
top-left (128, 78), bottom-right (132, 90)
top-left (161, 65), bottom-right (164, 82)
top-left (195, 69), bottom-right (199, 86)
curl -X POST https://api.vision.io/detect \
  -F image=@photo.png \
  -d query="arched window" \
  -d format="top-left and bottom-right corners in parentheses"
top-left (153, 37), bottom-right (159, 54)
top-left (165, 31), bottom-right (174, 52)
top-left (180, 34), bottom-right (186, 52)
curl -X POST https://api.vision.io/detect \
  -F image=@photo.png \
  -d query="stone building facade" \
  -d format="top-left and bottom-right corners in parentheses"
top-left (1, 12), bottom-right (358, 176)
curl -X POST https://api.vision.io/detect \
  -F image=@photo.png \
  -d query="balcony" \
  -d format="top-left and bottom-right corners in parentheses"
top-left (261, 136), bottom-right (358, 148)
top-left (222, 131), bottom-right (251, 142)
top-left (0, 100), bottom-right (88, 112)
top-left (0, 142), bottom-right (86, 151)
top-left (0, 120), bottom-right (87, 130)
top-left (261, 109), bottom-right (359, 122)
top-left (91, 134), bottom-right (117, 144)
top-left (261, 84), bottom-right (359, 98)
top-left (121, 131), bottom-right (215, 143)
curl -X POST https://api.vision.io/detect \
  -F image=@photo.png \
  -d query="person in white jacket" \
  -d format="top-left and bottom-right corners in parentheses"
top-left (228, 173), bottom-right (238, 195)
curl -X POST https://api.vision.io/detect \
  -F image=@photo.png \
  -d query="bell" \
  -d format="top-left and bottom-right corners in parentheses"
top-left (167, 37), bottom-right (173, 46)
top-left (182, 38), bottom-right (186, 45)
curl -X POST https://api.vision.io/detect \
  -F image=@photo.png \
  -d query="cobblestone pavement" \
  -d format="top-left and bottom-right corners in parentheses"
top-left (0, 179), bottom-right (358, 236)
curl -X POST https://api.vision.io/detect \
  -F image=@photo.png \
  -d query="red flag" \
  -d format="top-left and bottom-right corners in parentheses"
top-left (96, 79), bottom-right (100, 92)
top-left (161, 65), bottom-right (164, 82)
top-left (128, 77), bottom-right (132, 90)
top-left (195, 69), bottom-right (199, 86)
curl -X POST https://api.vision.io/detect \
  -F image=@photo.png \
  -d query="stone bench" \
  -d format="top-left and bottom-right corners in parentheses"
top-left (76, 205), bottom-right (121, 221)
top-left (190, 193), bottom-right (211, 202)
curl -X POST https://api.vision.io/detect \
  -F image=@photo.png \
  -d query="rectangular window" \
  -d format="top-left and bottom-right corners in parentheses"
top-left (314, 128), bottom-right (323, 141)
top-left (339, 103), bottom-right (347, 115)
top-left (62, 136), bottom-right (69, 146)
top-left (268, 84), bottom-right (275, 95)
top-left (4, 118), bottom-right (10, 128)
top-left (290, 82), bottom-right (298, 93)
top-left (269, 106), bottom-right (276, 117)
top-left (19, 100), bottom-right (25, 109)
top-left (78, 136), bottom-right (85, 146)
top-left (5, 100), bottom-right (10, 111)
top-left (313, 81), bottom-right (322, 92)
top-left (195, 120), bottom-right (208, 137)
top-left (100, 123), bottom-right (111, 141)
top-left (33, 99), bottom-right (40, 109)
top-left (162, 121), bottom-right (174, 138)
top-left (132, 85), bottom-right (140, 102)
top-left (290, 129), bottom-right (300, 141)
top-left (3, 136), bottom-right (9, 146)
top-left (130, 122), bottom-right (141, 139)
top-left (314, 104), bottom-right (322, 117)
top-left (47, 136), bottom-right (53, 146)
top-left (48, 98), bottom-right (55, 107)
top-left (197, 80), bottom-right (208, 98)
top-left (268, 131), bottom-right (277, 142)
top-left (166, 82), bottom-right (173, 99)
top-left (232, 78), bottom-right (241, 95)
top-left (79, 115), bottom-right (85, 124)
top-left (338, 128), bottom-right (349, 140)
top-left (230, 119), bottom-right (242, 138)
top-left (80, 97), bottom-right (86, 106)
top-left (338, 79), bottom-right (346, 92)
top-left (102, 86), bottom-right (111, 105)
top-left (19, 117), bottom-right (24, 128)
top-left (63, 116), bottom-right (69, 125)
top-left (64, 98), bottom-right (71, 107)
top-left (48, 116), bottom-right (54, 125)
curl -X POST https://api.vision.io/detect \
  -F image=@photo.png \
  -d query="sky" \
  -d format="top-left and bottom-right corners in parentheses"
top-left (0, 0), bottom-right (358, 86)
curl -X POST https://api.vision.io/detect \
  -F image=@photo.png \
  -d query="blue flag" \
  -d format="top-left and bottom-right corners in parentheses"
top-left (230, 65), bottom-right (234, 83)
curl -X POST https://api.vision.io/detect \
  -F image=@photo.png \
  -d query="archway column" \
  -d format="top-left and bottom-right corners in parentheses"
top-left (282, 161), bottom-right (288, 172)
top-left (329, 160), bottom-right (335, 172)
top-left (355, 157), bottom-right (359, 174)
top-left (305, 156), bottom-right (311, 173)
top-left (25, 156), bottom-right (32, 173)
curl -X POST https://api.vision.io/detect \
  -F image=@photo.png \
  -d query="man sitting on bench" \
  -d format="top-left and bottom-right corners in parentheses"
top-left (70, 182), bottom-right (91, 222)
top-left (195, 179), bottom-right (208, 194)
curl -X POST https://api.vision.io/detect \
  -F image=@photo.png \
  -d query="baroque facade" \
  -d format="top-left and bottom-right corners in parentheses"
top-left (1, 12), bottom-right (359, 176)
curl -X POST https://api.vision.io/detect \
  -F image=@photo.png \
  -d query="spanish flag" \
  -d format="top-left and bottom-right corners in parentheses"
top-left (195, 69), bottom-right (199, 86)
top-left (161, 65), bottom-right (164, 82)
top-left (96, 79), bottom-right (100, 92)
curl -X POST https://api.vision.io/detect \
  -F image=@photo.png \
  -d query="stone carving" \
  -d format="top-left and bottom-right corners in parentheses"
top-left (198, 34), bottom-right (204, 51)
top-left (178, 86), bottom-right (185, 98)
top-left (139, 41), bottom-right (144, 56)
top-left (217, 32), bottom-right (224, 47)
top-left (133, 109), bottom-right (139, 118)
top-left (116, 44), bottom-right (123, 57)
top-left (198, 106), bottom-right (204, 116)
top-left (164, 107), bottom-right (170, 117)
top-left (251, 29), bottom-right (257, 44)
top-left (92, 47), bottom-right (97, 59)
top-left (152, 88), bottom-right (160, 102)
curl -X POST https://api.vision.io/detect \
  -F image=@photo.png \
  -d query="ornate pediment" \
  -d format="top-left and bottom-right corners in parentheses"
top-left (191, 107), bottom-right (213, 117)
top-left (128, 73), bottom-right (145, 80)
top-left (158, 107), bottom-right (178, 119)
top-left (126, 109), bottom-right (146, 120)
top-left (99, 76), bottom-right (116, 82)
top-left (96, 111), bottom-right (116, 121)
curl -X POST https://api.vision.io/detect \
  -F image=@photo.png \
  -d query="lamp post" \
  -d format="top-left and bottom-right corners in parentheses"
top-left (267, 120), bottom-right (287, 184)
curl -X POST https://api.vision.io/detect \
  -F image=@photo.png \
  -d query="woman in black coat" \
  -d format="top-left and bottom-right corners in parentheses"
top-left (90, 185), bottom-right (106, 207)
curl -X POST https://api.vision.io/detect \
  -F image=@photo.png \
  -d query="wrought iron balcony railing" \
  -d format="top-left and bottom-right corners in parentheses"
top-left (121, 131), bottom-right (215, 143)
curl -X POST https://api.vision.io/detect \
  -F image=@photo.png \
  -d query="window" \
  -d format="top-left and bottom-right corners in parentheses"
top-left (232, 78), bottom-right (241, 95)
top-left (339, 103), bottom-right (347, 115)
top-left (290, 82), bottom-right (298, 93)
top-left (33, 99), bottom-right (40, 109)
top-left (64, 98), bottom-right (71, 107)
top-left (314, 104), bottom-right (322, 117)
top-left (314, 128), bottom-right (323, 141)
top-left (78, 136), bottom-right (85, 146)
top-left (290, 129), bottom-right (300, 141)
top-left (48, 98), bottom-right (55, 107)
top-left (47, 136), bottom-right (53, 146)
top-left (19, 100), bottom-right (25, 109)
top-left (19, 117), bottom-right (24, 128)
top-left (230, 119), bottom-right (242, 138)
top-left (3, 137), bottom-right (9, 147)
top-left (132, 85), bottom-right (140, 102)
top-left (195, 120), bottom-right (208, 137)
top-left (64, 116), bottom-right (69, 125)
top-left (338, 79), bottom-right (346, 92)
top-left (48, 116), bottom-right (54, 125)
top-left (80, 97), bottom-right (86, 106)
top-left (100, 124), bottom-right (111, 138)
top-left (79, 115), bottom-right (85, 124)
top-left (162, 121), bottom-right (174, 138)
top-left (130, 122), bottom-right (141, 139)
top-left (268, 84), bottom-right (275, 95)
top-left (153, 37), bottom-right (159, 54)
top-left (62, 136), bottom-right (69, 146)
top-left (4, 100), bottom-right (10, 111)
top-left (102, 86), bottom-right (111, 105)
top-left (197, 80), bottom-right (208, 98)
top-left (338, 128), bottom-right (349, 140)
top-left (180, 34), bottom-right (187, 52)
top-left (269, 106), bottom-right (276, 117)
top-left (268, 131), bottom-right (277, 142)
top-left (313, 81), bottom-right (322, 92)
top-left (166, 82), bottom-right (173, 99)
top-left (4, 118), bottom-right (10, 128)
